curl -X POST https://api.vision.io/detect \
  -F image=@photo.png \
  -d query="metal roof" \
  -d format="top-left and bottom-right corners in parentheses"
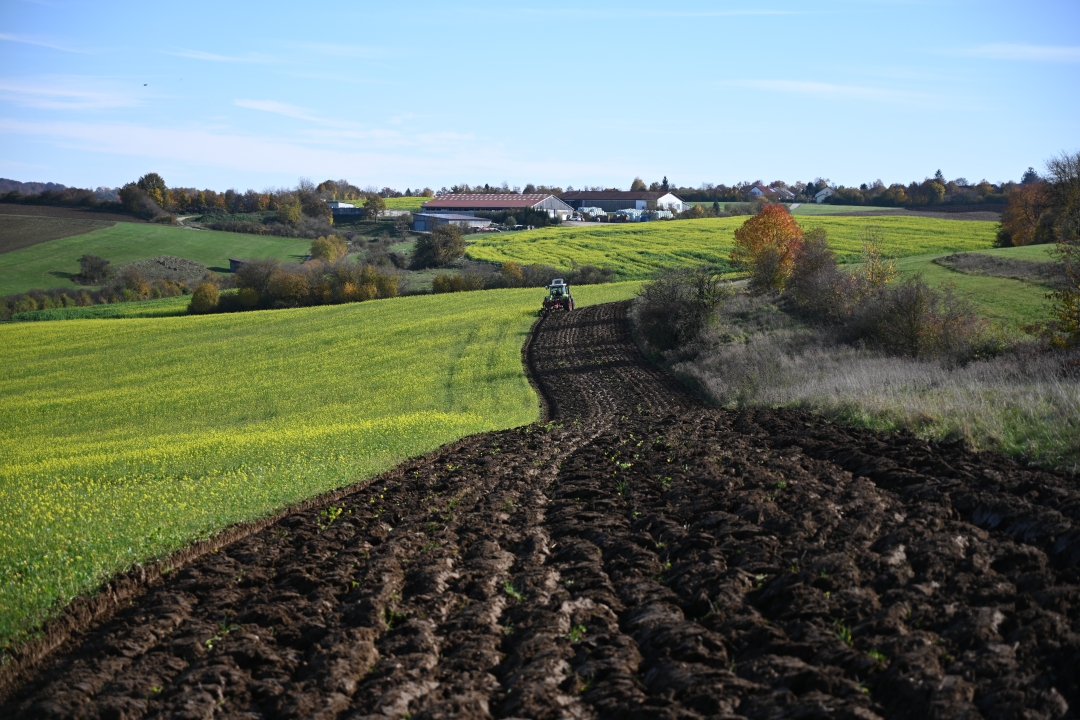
top-left (559, 191), bottom-right (683, 201)
top-left (422, 194), bottom-right (557, 209)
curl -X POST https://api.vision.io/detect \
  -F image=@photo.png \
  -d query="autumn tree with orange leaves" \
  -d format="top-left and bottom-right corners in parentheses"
top-left (731, 204), bottom-right (804, 292)
top-left (997, 182), bottom-right (1052, 247)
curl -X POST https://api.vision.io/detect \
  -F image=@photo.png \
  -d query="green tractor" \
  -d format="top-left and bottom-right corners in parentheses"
top-left (541, 278), bottom-right (575, 315)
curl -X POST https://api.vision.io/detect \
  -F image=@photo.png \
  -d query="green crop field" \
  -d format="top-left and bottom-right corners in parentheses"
top-left (0, 281), bottom-right (639, 649)
top-left (0, 222), bottom-right (311, 296)
top-left (11, 294), bottom-right (192, 322)
top-left (385, 197), bottom-right (428, 211)
top-left (895, 245), bottom-right (1057, 332)
top-left (466, 216), bottom-right (999, 280)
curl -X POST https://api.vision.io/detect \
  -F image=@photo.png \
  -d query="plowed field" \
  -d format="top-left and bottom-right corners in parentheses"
top-left (3, 302), bottom-right (1079, 719)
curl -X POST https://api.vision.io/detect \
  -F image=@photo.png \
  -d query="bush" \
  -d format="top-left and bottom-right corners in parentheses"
top-left (731, 205), bottom-right (804, 293)
top-left (188, 283), bottom-right (220, 314)
top-left (310, 234), bottom-right (348, 262)
top-left (634, 267), bottom-right (731, 351)
top-left (412, 225), bottom-right (466, 269)
top-left (787, 227), bottom-right (896, 324)
top-left (432, 273), bottom-right (486, 294)
top-left (849, 276), bottom-right (996, 361)
top-left (76, 254), bottom-right (114, 285)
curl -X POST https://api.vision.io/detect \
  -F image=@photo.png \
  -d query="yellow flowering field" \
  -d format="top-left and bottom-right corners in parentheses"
top-left (0, 281), bottom-right (639, 650)
top-left (466, 215), bottom-right (998, 279)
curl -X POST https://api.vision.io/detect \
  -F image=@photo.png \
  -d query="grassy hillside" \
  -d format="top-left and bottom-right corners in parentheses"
top-left (466, 216), bottom-right (998, 280)
top-left (385, 196), bottom-right (429, 211)
top-left (895, 248), bottom-right (1054, 332)
top-left (0, 281), bottom-right (638, 649)
top-left (0, 222), bottom-right (311, 296)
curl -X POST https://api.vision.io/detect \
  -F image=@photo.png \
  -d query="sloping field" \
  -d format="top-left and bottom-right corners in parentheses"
top-left (0, 215), bottom-right (116, 255)
top-left (466, 216), bottom-right (998, 279)
top-left (0, 223), bottom-right (311, 296)
top-left (896, 246), bottom-right (1055, 331)
top-left (6, 303), bottom-right (1078, 718)
top-left (0, 282), bottom-right (639, 650)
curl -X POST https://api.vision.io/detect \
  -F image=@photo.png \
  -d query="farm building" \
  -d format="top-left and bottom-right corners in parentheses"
top-left (412, 213), bottom-right (493, 232)
top-left (814, 187), bottom-right (835, 203)
top-left (327, 202), bottom-right (363, 217)
top-left (559, 191), bottom-right (687, 213)
top-left (421, 194), bottom-right (573, 220)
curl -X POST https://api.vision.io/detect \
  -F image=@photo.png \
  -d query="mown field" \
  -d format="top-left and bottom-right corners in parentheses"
top-left (466, 216), bottom-right (999, 280)
top-left (0, 281), bottom-right (639, 650)
top-left (0, 221), bottom-right (311, 296)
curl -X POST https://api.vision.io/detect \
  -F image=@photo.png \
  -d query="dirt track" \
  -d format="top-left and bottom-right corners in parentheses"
top-left (5, 302), bottom-right (1080, 719)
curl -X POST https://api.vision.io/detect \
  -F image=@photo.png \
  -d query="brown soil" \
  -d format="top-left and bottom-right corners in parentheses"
top-left (0, 215), bottom-right (115, 255)
top-left (3, 302), bottom-right (1079, 719)
top-left (935, 252), bottom-right (1067, 288)
top-left (0, 204), bottom-right (147, 223)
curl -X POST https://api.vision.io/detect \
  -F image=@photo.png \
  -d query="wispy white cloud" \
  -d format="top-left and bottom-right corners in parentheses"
top-left (0, 32), bottom-right (88, 53)
top-left (0, 117), bottom-right (594, 185)
top-left (720, 79), bottom-right (936, 105)
top-left (0, 80), bottom-right (140, 110)
top-left (234, 99), bottom-right (328, 124)
top-left (953, 43), bottom-right (1080, 63)
top-left (165, 49), bottom-right (272, 63)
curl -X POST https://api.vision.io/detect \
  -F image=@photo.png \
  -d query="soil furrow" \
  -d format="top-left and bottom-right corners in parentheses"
top-left (4, 300), bottom-right (1079, 719)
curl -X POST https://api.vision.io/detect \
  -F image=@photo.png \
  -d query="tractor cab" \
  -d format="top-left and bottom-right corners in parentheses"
top-left (547, 279), bottom-right (568, 299)
top-left (541, 278), bottom-right (575, 314)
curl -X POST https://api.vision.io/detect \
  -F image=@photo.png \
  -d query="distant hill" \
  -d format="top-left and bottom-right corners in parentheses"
top-left (0, 178), bottom-right (69, 194)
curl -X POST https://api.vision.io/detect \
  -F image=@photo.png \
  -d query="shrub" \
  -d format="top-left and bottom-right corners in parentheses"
top-left (731, 204), bottom-right (804, 292)
top-left (432, 273), bottom-right (486, 293)
top-left (412, 225), bottom-right (466, 269)
top-left (634, 267), bottom-right (731, 351)
top-left (276, 198), bottom-right (302, 225)
top-left (310, 234), bottom-right (348, 262)
top-left (76, 255), bottom-right (114, 285)
top-left (999, 182), bottom-right (1053, 247)
top-left (188, 283), bottom-right (220, 314)
top-left (849, 275), bottom-right (995, 361)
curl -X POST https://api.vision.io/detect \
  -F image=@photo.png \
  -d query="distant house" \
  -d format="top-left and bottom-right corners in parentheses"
top-left (559, 191), bottom-right (686, 213)
top-left (421, 193), bottom-right (573, 220)
top-left (814, 187), bottom-right (835, 204)
top-left (412, 213), bottom-right (493, 232)
top-left (748, 185), bottom-right (795, 201)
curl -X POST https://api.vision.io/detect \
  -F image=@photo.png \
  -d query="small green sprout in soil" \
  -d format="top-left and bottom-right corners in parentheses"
top-left (503, 581), bottom-right (524, 601)
top-left (564, 624), bottom-right (587, 642)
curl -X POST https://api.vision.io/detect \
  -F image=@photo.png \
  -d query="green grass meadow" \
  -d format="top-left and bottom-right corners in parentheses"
top-left (895, 249), bottom-right (1055, 332)
top-left (466, 216), bottom-right (999, 280)
top-left (0, 222), bottom-right (311, 296)
top-left (0, 281), bottom-right (639, 650)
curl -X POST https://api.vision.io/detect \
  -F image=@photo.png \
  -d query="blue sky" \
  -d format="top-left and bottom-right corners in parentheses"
top-left (1, 0), bottom-right (1078, 192)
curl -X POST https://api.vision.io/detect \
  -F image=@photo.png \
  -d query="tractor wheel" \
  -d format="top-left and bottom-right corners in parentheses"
top-left (568, 298), bottom-right (575, 311)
